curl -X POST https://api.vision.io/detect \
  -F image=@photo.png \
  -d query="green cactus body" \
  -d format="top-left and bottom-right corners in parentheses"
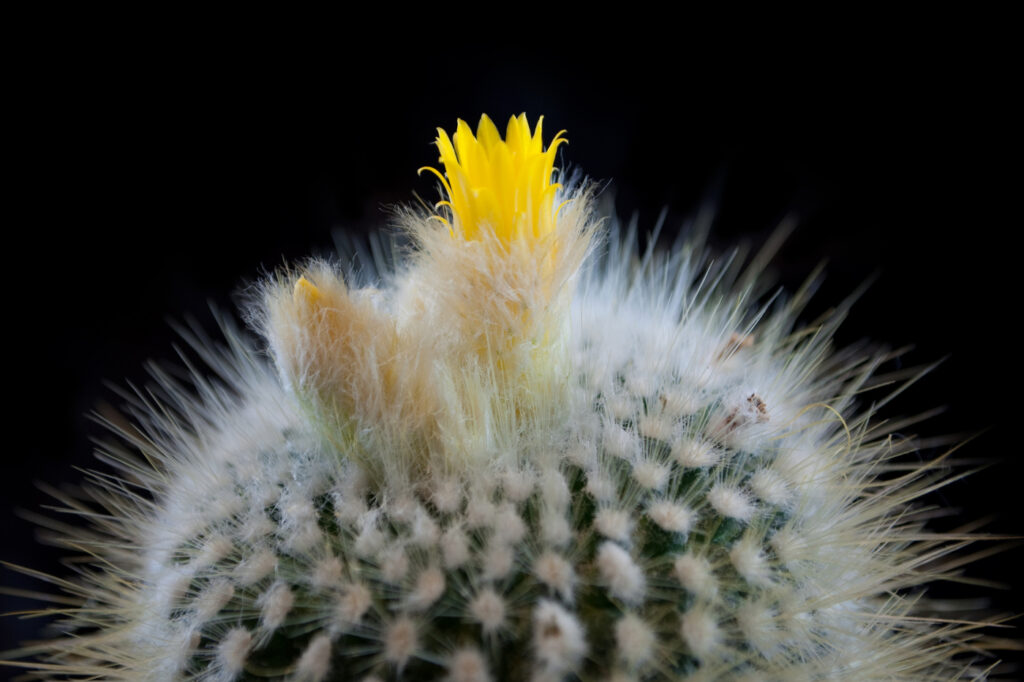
top-left (4, 115), bottom-right (995, 681)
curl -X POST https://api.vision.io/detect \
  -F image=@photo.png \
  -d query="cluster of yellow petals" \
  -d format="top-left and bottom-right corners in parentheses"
top-left (421, 114), bottom-right (567, 243)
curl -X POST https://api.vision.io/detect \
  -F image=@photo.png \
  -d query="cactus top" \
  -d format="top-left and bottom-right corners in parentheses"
top-left (421, 113), bottom-right (567, 243)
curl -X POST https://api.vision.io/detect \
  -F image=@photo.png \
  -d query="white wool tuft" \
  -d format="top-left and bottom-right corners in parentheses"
top-left (749, 468), bottom-right (792, 508)
top-left (470, 588), bottom-right (506, 634)
top-left (673, 553), bottom-right (716, 599)
top-left (408, 566), bottom-right (446, 611)
top-left (647, 501), bottom-right (694, 534)
top-left (737, 600), bottom-right (781, 656)
top-left (594, 509), bottom-right (633, 543)
top-left (294, 634), bottom-right (332, 682)
top-left (730, 537), bottom-right (771, 586)
top-left (491, 503), bottom-right (527, 545)
top-left (385, 616), bottom-right (418, 669)
top-left (379, 545), bottom-right (409, 583)
top-left (638, 412), bottom-right (675, 441)
top-left (533, 600), bottom-right (587, 673)
top-left (632, 459), bottom-right (671, 491)
top-left (258, 582), bottom-right (294, 632)
top-left (481, 542), bottom-right (515, 581)
top-left (431, 477), bottom-right (464, 513)
top-left (681, 607), bottom-right (720, 659)
top-left (216, 627), bottom-right (252, 676)
top-left (585, 472), bottom-right (617, 503)
top-left (671, 438), bottom-right (719, 468)
top-left (502, 468), bottom-right (535, 502)
top-left (195, 579), bottom-right (234, 624)
top-left (540, 468), bottom-right (570, 510)
top-left (311, 556), bottom-right (343, 590)
top-left (441, 525), bottom-right (471, 568)
top-left (603, 421), bottom-right (640, 459)
top-left (447, 647), bottom-right (492, 682)
top-left (410, 506), bottom-right (441, 547)
top-left (707, 484), bottom-right (755, 521)
top-left (596, 542), bottom-right (646, 604)
top-left (332, 582), bottom-right (371, 632)
top-left (540, 512), bottom-right (572, 547)
top-left (534, 551), bottom-right (576, 602)
top-left (234, 547), bottom-right (277, 586)
top-left (466, 493), bottom-right (497, 528)
top-left (615, 613), bottom-right (656, 667)
top-left (195, 535), bottom-right (234, 569)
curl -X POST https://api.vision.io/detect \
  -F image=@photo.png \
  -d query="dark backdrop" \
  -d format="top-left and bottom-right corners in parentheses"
top-left (4, 35), bottom-right (1019, 675)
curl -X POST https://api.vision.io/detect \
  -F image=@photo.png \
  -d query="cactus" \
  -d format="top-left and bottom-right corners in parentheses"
top-left (3, 113), bottom-right (1001, 680)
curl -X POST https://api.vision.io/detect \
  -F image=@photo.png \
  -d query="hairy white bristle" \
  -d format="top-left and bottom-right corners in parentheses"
top-left (534, 551), bottom-right (575, 602)
top-left (615, 613), bottom-right (656, 667)
top-left (596, 541), bottom-right (646, 605)
top-left (533, 600), bottom-right (587, 674)
top-left (470, 588), bottom-right (506, 634)
top-left (294, 633), bottom-right (332, 682)
top-left (707, 484), bottom-right (755, 521)
top-left (595, 508), bottom-right (633, 543)
top-left (385, 616), bottom-right (418, 669)
top-left (647, 501), bottom-right (694, 534)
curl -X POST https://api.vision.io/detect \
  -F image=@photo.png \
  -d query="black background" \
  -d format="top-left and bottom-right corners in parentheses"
top-left (3, 27), bottom-right (1020, 676)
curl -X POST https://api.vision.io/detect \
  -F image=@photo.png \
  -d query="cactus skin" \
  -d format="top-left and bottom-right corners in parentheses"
top-left (4, 116), bottom-right (997, 680)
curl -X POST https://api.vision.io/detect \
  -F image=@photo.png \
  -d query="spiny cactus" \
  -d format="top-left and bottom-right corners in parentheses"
top-left (4, 114), bottom-right (1001, 680)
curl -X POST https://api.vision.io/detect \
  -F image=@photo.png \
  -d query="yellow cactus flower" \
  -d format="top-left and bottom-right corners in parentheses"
top-left (420, 113), bottom-right (567, 243)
